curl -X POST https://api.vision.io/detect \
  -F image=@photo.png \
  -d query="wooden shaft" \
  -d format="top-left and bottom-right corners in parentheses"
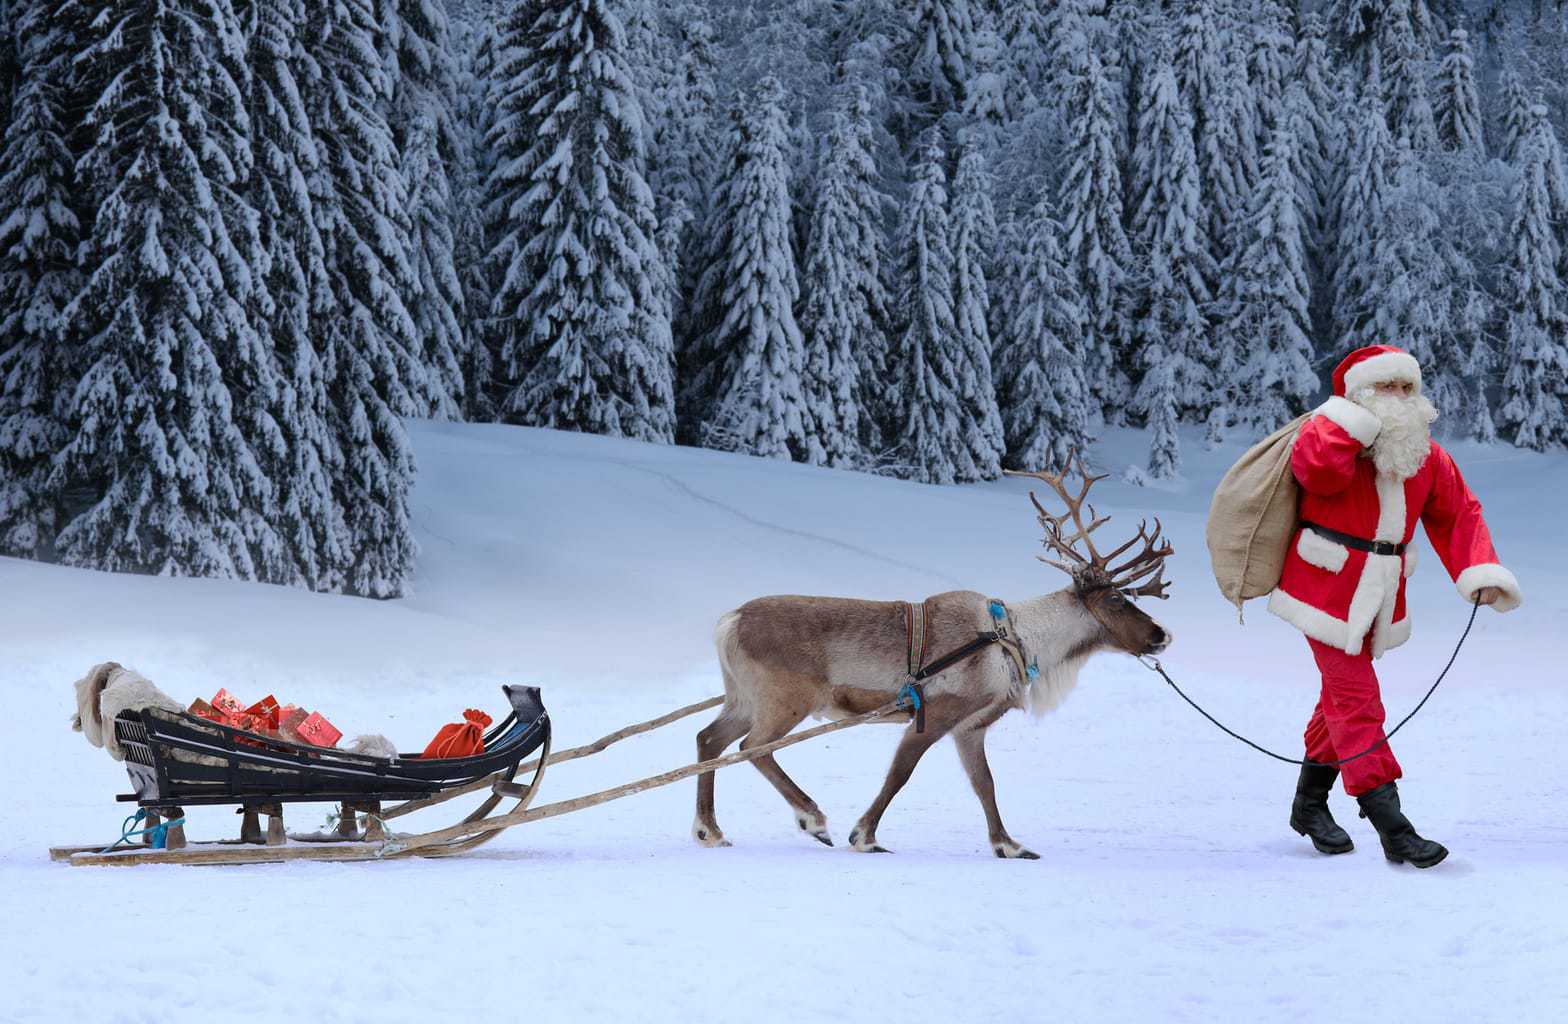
top-left (380, 695), bottom-right (725, 821)
top-left (382, 703), bottom-right (903, 856)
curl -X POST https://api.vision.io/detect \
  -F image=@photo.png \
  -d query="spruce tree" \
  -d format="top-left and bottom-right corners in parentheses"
top-left (889, 137), bottom-right (973, 484)
top-left (50, 0), bottom-right (283, 581)
top-left (1380, 0), bottom-right (1438, 151)
top-left (307, 0), bottom-right (421, 597)
top-left (450, 12), bottom-right (501, 420)
top-left (1059, 49), bottom-right (1131, 424)
top-left (1435, 27), bottom-right (1483, 154)
top-left (686, 78), bottom-right (812, 460)
top-left (485, 0), bottom-right (675, 443)
top-left (1498, 67), bottom-right (1532, 165)
top-left (0, 2), bottom-right (78, 557)
top-left (903, 0), bottom-right (975, 129)
top-left (389, 0), bottom-right (467, 420)
top-left (1334, 92), bottom-right (1395, 349)
top-left (1499, 107), bottom-right (1568, 450)
top-left (949, 140), bottom-right (1004, 478)
top-left (799, 86), bottom-right (889, 465)
top-left (993, 190), bottom-right (1090, 472)
top-left (248, 0), bottom-right (347, 590)
top-left (1222, 121), bottom-right (1317, 430)
top-left (1129, 61), bottom-right (1215, 470)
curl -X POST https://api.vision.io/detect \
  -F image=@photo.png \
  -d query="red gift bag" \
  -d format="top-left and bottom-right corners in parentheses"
top-left (419, 709), bottom-right (492, 759)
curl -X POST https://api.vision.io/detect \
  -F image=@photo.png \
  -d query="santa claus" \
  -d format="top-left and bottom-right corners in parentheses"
top-left (1267, 344), bottom-right (1522, 868)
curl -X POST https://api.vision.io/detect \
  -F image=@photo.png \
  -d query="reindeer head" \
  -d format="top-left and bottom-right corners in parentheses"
top-left (1007, 457), bottom-right (1174, 658)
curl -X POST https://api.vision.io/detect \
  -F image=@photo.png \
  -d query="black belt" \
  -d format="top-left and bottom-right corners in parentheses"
top-left (1300, 521), bottom-right (1406, 557)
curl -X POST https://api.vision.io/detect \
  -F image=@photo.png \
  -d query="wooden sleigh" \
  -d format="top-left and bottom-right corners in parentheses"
top-left (52, 683), bottom-right (917, 867)
top-left (52, 684), bottom-right (554, 866)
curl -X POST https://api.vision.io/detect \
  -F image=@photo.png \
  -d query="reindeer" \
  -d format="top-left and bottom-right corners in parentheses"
top-left (692, 458), bottom-right (1175, 858)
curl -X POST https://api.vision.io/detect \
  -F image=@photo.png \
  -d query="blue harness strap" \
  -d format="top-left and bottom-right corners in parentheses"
top-left (100, 808), bottom-right (187, 854)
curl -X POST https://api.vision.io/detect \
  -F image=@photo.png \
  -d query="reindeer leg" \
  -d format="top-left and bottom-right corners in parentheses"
top-left (740, 706), bottom-right (835, 847)
top-left (953, 712), bottom-right (1038, 860)
top-left (693, 708), bottom-right (751, 848)
top-left (849, 707), bottom-right (963, 853)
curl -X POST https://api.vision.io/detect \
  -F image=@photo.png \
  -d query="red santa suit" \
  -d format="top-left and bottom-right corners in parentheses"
top-left (1266, 345), bottom-right (1523, 794)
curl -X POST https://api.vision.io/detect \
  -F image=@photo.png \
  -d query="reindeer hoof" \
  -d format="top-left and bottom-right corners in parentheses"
top-left (993, 840), bottom-right (1040, 860)
top-left (693, 823), bottom-right (732, 848)
top-left (849, 829), bottom-right (890, 854)
top-left (797, 812), bottom-right (832, 847)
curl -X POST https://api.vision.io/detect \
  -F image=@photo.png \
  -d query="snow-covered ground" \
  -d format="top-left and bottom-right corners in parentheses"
top-left (4, 421), bottom-right (1565, 1023)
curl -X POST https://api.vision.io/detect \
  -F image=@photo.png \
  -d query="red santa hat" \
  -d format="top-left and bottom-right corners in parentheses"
top-left (1332, 344), bottom-right (1423, 398)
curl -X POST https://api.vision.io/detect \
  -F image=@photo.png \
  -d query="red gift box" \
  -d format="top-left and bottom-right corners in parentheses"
top-left (211, 688), bottom-right (247, 719)
top-left (296, 711), bottom-right (341, 749)
top-left (244, 695), bottom-right (281, 731)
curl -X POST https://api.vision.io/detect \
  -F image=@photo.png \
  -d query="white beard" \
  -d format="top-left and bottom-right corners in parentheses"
top-left (1354, 388), bottom-right (1438, 480)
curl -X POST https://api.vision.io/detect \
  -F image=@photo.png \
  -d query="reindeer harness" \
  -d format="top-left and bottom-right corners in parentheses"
top-left (898, 599), bottom-right (1038, 732)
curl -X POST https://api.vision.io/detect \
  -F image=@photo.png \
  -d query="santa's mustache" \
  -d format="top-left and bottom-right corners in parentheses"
top-left (1353, 388), bottom-right (1438, 479)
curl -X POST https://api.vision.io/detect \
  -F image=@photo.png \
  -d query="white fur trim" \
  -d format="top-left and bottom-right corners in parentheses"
top-left (1346, 553), bottom-right (1401, 657)
top-left (1297, 529), bottom-right (1350, 573)
top-left (1315, 396), bottom-right (1382, 447)
top-left (1267, 588), bottom-right (1355, 651)
top-left (1373, 471), bottom-right (1407, 543)
top-left (1455, 563), bottom-right (1523, 613)
top-left (1384, 615), bottom-right (1412, 652)
top-left (1343, 350), bottom-right (1423, 397)
top-left (1402, 546), bottom-right (1417, 579)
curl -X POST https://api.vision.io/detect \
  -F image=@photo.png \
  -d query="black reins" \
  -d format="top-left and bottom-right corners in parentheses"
top-left (1138, 597), bottom-right (1481, 768)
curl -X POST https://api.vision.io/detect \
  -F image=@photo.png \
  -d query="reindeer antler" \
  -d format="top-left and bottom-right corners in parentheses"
top-left (1005, 455), bottom-right (1174, 600)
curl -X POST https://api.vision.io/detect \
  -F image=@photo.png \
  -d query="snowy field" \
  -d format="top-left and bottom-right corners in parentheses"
top-left (3, 420), bottom-right (1566, 1023)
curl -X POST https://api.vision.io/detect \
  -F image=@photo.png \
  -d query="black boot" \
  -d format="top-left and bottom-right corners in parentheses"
top-left (1290, 762), bottom-right (1353, 855)
top-left (1356, 782), bottom-right (1448, 868)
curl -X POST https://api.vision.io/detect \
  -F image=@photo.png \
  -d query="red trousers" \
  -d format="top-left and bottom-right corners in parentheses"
top-left (1302, 636), bottom-right (1402, 796)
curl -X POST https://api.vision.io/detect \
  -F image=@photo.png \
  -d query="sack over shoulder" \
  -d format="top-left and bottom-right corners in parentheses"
top-left (1206, 412), bottom-right (1311, 617)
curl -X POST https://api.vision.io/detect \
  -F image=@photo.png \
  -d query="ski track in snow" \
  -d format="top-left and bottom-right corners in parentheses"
top-left (2, 421), bottom-right (1565, 1024)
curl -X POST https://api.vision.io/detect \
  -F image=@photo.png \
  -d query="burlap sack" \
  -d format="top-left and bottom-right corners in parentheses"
top-left (1206, 412), bottom-right (1311, 618)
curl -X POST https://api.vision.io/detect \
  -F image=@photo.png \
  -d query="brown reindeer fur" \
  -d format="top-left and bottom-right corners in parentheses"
top-left (694, 587), bottom-right (1171, 857)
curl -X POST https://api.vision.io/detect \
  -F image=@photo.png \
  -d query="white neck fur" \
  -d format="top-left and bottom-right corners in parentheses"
top-left (1005, 590), bottom-right (1108, 716)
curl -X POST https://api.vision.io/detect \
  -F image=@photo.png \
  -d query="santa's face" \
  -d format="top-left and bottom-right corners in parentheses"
top-left (1352, 381), bottom-right (1438, 480)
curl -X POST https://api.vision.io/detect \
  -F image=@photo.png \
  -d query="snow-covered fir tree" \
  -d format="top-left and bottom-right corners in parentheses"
top-left (449, 11), bottom-right (501, 420)
top-left (1498, 66), bottom-right (1532, 165)
top-left (1435, 27), bottom-right (1483, 155)
top-left (0, 2), bottom-right (78, 558)
top-left (888, 136), bottom-right (976, 484)
top-left (901, 0), bottom-right (975, 131)
top-left (993, 189), bottom-right (1091, 472)
top-left (1059, 48), bottom-right (1131, 424)
top-left (1247, 1), bottom-right (1294, 145)
top-left (685, 77), bottom-right (812, 460)
top-left (1499, 106), bottom-right (1568, 450)
top-left (1380, 0), bottom-right (1438, 151)
top-left (306, 0), bottom-right (421, 597)
top-left (1372, 139), bottom-right (1496, 440)
top-left (799, 86), bottom-right (890, 464)
top-left (1129, 60), bottom-right (1216, 471)
top-left (654, 10), bottom-right (720, 355)
top-left (949, 139), bottom-right (1004, 478)
top-left (484, 0), bottom-right (675, 442)
top-left (1334, 89), bottom-right (1396, 350)
top-left (388, 0), bottom-right (467, 420)
top-left (247, 0), bottom-right (348, 591)
top-left (1221, 120), bottom-right (1317, 431)
top-left (50, 0), bottom-right (285, 581)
